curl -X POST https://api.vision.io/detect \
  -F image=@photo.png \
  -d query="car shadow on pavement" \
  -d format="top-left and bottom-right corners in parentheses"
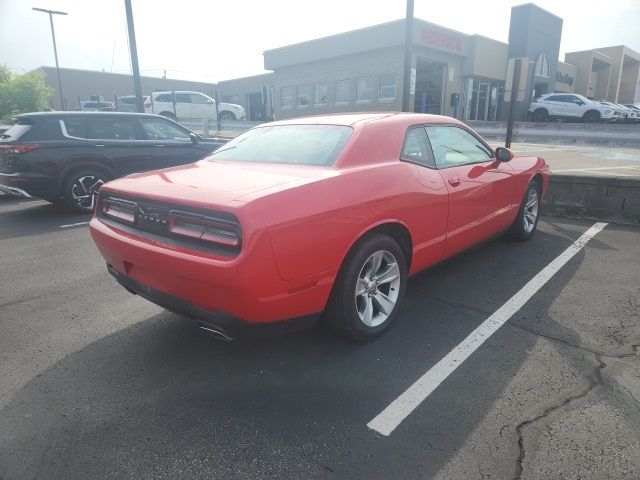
top-left (0, 220), bottom-right (608, 479)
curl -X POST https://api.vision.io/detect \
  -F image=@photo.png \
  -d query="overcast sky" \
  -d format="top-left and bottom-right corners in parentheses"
top-left (1, 0), bottom-right (639, 82)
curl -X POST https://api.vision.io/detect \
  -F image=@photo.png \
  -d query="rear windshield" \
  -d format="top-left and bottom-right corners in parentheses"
top-left (206, 124), bottom-right (352, 166)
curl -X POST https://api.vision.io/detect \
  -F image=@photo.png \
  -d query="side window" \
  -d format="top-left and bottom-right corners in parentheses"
top-left (155, 94), bottom-right (171, 102)
top-left (25, 118), bottom-right (63, 141)
top-left (425, 126), bottom-right (493, 168)
top-left (139, 118), bottom-right (191, 142)
top-left (61, 117), bottom-right (85, 138)
top-left (400, 127), bottom-right (434, 168)
top-left (544, 95), bottom-right (562, 102)
top-left (175, 93), bottom-right (191, 103)
top-left (86, 118), bottom-right (141, 140)
top-left (190, 94), bottom-right (210, 104)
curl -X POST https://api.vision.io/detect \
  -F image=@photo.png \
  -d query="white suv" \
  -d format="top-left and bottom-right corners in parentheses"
top-left (145, 91), bottom-right (246, 121)
top-left (529, 93), bottom-right (615, 123)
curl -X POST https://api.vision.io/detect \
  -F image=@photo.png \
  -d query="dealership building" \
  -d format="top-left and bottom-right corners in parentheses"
top-left (219, 3), bottom-right (640, 121)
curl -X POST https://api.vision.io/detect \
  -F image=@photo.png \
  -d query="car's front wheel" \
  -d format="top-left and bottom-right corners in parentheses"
top-left (509, 180), bottom-right (541, 241)
top-left (583, 110), bottom-right (601, 123)
top-left (63, 169), bottom-right (111, 213)
top-left (326, 234), bottom-right (407, 341)
top-left (532, 108), bottom-right (548, 122)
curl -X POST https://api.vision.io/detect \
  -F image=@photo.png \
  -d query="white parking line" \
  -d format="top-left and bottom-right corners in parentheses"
top-left (552, 166), bottom-right (640, 173)
top-left (59, 221), bottom-right (90, 228)
top-left (367, 222), bottom-right (608, 436)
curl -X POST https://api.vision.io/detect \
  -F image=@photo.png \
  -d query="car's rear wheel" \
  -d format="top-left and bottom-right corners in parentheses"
top-left (583, 110), bottom-right (601, 123)
top-left (325, 234), bottom-right (407, 341)
top-left (159, 111), bottom-right (177, 121)
top-left (218, 111), bottom-right (236, 121)
top-left (509, 181), bottom-right (540, 241)
top-left (63, 169), bottom-right (111, 213)
top-left (532, 108), bottom-right (548, 122)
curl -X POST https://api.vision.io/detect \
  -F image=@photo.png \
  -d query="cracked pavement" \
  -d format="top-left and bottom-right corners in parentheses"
top-left (1, 198), bottom-right (639, 479)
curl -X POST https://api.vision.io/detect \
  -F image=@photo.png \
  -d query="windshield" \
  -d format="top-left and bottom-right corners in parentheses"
top-left (206, 124), bottom-right (352, 166)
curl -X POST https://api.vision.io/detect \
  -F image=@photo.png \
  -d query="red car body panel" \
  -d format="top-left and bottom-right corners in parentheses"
top-left (90, 113), bottom-right (549, 326)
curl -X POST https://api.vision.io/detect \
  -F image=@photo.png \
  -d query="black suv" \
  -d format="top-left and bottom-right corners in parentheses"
top-left (0, 112), bottom-right (227, 212)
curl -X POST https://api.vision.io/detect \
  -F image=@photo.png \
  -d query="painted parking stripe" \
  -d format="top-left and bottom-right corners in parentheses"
top-left (368, 222), bottom-right (608, 436)
top-left (59, 221), bottom-right (90, 228)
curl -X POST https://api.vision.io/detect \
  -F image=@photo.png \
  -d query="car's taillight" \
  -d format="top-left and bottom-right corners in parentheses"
top-left (144, 100), bottom-right (151, 108)
top-left (0, 144), bottom-right (41, 154)
top-left (101, 196), bottom-right (137, 224)
top-left (168, 211), bottom-right (241, 248)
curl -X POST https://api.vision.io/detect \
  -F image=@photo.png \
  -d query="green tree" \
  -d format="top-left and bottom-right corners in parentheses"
top-left (0, 65), bottom-right (53, 123)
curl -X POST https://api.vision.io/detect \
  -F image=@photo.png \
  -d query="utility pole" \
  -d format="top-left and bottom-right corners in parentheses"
top-left (33, 7), bottom-right (67, 110)
top-left (124, 0), bottom-right (145, 113)
top-left (401, 0), bottom-right (414, 112)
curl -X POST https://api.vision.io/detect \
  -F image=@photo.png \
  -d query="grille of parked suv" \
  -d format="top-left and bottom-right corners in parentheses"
top-left (98, 193), bottom-right (242, 256)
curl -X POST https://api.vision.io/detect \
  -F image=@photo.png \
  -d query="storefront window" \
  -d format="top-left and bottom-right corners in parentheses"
top-left (335, 80), bottom-right (351, 104)
top-left (356, 77), bottom-right (373, 102)
top-left (314, 83), bottom-right (328, 106)
top-left (281, 87), bottom-right (293, 109)
top-left (378, 74), bottom-right (396, 100)
top-left (463, 78), bottom-right (504, 121)
top-left (297, 86), bottom-right (310, 107)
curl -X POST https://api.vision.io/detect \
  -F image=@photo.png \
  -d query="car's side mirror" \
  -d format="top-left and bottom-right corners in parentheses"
top-left (495, 147), bottom-right (514, 162)
top-left (189, 132), bottom-right (199, 144)
top-left (206, 99), bottom-right (214, 105)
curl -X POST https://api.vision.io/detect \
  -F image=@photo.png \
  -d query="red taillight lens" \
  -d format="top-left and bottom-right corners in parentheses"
top-left (144, 100), bottom-right (151, 108)
top-left (101, 197), bottom-right (137, 224)
top-left (168, 211), bottom-right (240, 247)
top-left (0, 144), bottom-right (41, 154)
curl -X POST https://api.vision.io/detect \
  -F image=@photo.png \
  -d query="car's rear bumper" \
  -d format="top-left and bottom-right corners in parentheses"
top-left (90, 216), bottom-right (332, 326)
top-left (107, 265), bottom-right (319, 339)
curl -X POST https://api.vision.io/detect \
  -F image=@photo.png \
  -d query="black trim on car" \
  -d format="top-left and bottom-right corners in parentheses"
top-left (107, 265), bottom-right (320, 339)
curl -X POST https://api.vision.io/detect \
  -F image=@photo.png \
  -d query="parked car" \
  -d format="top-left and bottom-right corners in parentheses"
top-left (624, 104), bottom-right (640, 123)
top-left (80, 100), bottom-right (115, 112)
top-left (115, 95), bottom-right (150, 113)
top-left (145, 91), bottom-right (246, 121)
top-left (529, 93), bottom-right (615, 123)
top-left (599, 101), bottom-right (629, 123)
top-left (90, 113), bottom-right (549, 341)
top-left (0, 112), bottom-right (227, 212)
top-left (0, 125), bottom-right (10, 136)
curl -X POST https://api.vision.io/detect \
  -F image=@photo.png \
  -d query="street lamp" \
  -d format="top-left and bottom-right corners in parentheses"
top-left (32, 7), bottom-right (68, 110)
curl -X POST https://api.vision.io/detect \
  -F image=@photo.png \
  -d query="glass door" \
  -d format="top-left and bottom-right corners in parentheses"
top-left (414, 59), bottom-right (446, 114)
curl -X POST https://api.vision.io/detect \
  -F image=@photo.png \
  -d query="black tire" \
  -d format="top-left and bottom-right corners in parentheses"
top-left (218, 111), bottom-right (236, 121)
top-left (63, 168), bottom-right (111, 213)
top-left (509, 181), bottom-right (541, 241)
top-left (159, 111), bottom-right (177, 121)
top-left (325, 234), bottom-right (407, 341)
top-left (583, 110), bottom-right (601, 123)
top-left (532, 109), bottom-right (548, 122)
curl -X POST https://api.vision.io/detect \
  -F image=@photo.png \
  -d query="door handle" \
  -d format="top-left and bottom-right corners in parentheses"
top-left (154, 144), bottom-right (165, 147)
top-left (94, 144), bottom-right (106, 147)
top-left (448, 177), bottom-right (461, 187)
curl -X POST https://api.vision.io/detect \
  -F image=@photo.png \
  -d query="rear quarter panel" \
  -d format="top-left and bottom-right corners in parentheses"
top-left (249, 162), bottom-right (449, 281)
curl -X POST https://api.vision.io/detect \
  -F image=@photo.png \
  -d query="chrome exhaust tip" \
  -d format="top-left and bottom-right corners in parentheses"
top-left (199, 325), bottom-right (234, 341)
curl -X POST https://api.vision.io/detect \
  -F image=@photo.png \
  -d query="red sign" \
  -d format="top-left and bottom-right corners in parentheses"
top-left (420, 28), bottom-right (463, 53)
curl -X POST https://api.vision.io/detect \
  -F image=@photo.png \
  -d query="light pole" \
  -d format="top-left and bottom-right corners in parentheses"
top-left (401, 0), bottom-right (415, 112)
top-left (124, 0), bottom-right (145, 113)
top-left (33, 7), bottom-right (67, 110)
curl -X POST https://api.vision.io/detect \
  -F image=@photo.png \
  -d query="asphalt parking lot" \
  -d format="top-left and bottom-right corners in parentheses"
top-left (1, 196), bottom-right (639, 479)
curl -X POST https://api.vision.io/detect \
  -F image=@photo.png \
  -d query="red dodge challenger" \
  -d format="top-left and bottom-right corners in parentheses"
top-left (90, 113), bottom-right (549, 341)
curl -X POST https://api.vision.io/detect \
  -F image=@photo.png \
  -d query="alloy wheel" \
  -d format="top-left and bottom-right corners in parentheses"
top-left (523, 188), bottom-right (539, 233)
top-left (71, 175), bottom-right (105, 211)
top-left (354, 250), bottom-right (401, 327)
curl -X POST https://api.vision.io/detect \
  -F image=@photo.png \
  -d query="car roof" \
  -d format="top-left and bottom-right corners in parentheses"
top-left (13, 111), bottom-right (161, 120)
top-left (268, 112), bottom-right (464, 128)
